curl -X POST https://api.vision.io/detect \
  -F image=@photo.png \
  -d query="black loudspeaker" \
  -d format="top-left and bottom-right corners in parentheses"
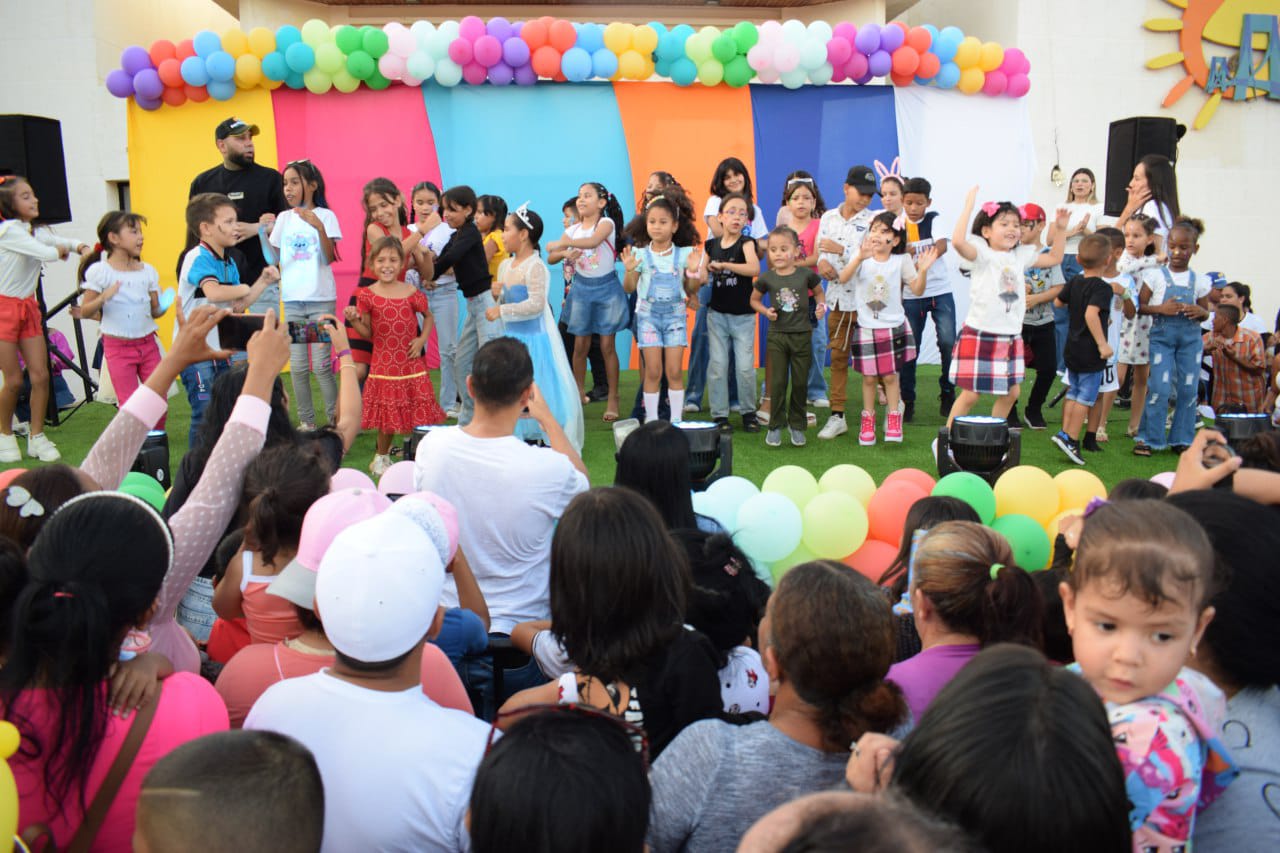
top-left (1104, 117), bottom-right (1182, 217)
top-left (131, 430), bottom-right (172, 491)
top-left (0, 115), bottom-right (71, 224)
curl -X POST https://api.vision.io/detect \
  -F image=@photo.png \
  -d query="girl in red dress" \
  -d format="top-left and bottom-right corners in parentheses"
top-left (345, 236), bottom-right (444, 476)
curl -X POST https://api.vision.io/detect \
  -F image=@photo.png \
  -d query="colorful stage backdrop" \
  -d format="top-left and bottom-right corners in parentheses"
top-left (129, 82), bottom-right (1033, 365)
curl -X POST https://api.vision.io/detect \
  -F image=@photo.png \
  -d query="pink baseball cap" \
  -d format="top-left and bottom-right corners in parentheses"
top-left (331, 467), bottom-right (376, 492)
top-left (268, 487), bottom-right (392, 609)
top-left (378, 460), bottom-right (418, 498)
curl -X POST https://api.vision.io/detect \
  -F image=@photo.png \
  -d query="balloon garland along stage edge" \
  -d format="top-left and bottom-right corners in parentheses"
top-left (106, 17), bottom-right (1032, 108)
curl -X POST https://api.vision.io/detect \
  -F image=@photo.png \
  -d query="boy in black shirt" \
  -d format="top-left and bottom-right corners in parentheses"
top-left (1051, 234), bottom-right (1114, 465)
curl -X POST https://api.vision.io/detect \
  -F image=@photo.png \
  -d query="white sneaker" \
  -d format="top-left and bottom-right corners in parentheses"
top-left (808, 397), bottom-right (830, 408)
top-left (444, 408), bottom-right (460, 420)
top-left (27, 432), bottom-right (60, 462)
top-left (818, 414), bottom-right (848, 440)
top-left (0, 433), bottom-right (19, 463)
top-left (806, 411), bottom-right (817, 427)
top-left (369, 453), bottom-right (392, 478)
top-left (683, 402), bottom-right (700, 413)
top-left (11, 418), bottom-right (28, 437)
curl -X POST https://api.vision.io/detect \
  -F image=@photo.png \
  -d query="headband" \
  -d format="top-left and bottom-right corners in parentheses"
top-left (787, 176), bottom-right (815, 185)
top-left (51, 490), bottom-right (175, 575)
top-left (514, 201), bottom-right (533, 229)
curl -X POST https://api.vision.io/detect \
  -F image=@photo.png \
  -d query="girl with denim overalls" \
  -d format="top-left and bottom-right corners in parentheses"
top-left (621, 193), bottom-right (705, 424)
top-left (1133, 218), bottom-right (1210, 456)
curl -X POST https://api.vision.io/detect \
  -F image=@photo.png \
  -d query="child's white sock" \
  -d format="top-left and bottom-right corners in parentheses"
top-left (668, 389), bottom-right (684, 424)
top-left (644, 392), bottom-right (660, 423)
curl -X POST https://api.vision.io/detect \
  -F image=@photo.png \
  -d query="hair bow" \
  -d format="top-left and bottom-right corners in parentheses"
top-left (892, 213), bottom-right (907, 231)
top-left (723, 558), bottom-right (741, 577)
top-left (1083, 497), bottom-right (1109, 518)
top-left (980, 201), bottom-right (1001, 217)
top-left (514, 201), bottom-right (533, 228)
top-left (92, 242), bottom-right (103, 254)
top-left (5, 486), bottom-right (44, 519)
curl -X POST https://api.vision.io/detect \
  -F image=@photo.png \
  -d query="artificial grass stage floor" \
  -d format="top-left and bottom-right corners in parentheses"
top-left (5, 367), bottom-right (1180, 490)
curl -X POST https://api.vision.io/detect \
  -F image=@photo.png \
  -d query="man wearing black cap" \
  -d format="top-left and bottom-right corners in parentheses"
top-left (189, 118), bottom-right (288, 313)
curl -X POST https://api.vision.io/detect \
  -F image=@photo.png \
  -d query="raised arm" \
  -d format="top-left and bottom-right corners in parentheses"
top-left (319, 314), bottom-right (362, 453)
top-left (1032, 208), bottom-right (1070, 268)
top-left (951, 187), bottom-right (980, 262)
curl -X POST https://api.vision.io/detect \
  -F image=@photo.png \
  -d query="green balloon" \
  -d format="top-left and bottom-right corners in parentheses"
top-left (119, 471), bottom-right (166, 513)
top-left (686, 33), bottom-right (713, 64)
top-left (932, 471), bottom-right (996, 524)
top-left (724, 56), bottom-right (753, 87)
top-left (733, 21), bottom-right (759, 53)
top-left (362, 27), bottom-right (389, 59)
top-left (346, 49), bottom-right (375, 80)
top-left (991, 513), bottom-right (1052, 571)
top-left (762, 465), bottom-right (819, 510)
top-left (335, 25), bottom-right (362, 55)
top-left (365, 69), bottom-right (390, 90)
top-left (711, 33), bottom-right (737, 64)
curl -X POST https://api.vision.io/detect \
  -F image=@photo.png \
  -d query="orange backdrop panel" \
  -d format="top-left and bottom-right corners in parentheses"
top-left (612, 82), bottom-right (758, 369)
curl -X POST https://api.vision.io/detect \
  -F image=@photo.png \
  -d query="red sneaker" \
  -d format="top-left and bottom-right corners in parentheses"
top-left (858, 410), bottom-right (876, 446)
top-left (885, 409), bottom-right (904, 443)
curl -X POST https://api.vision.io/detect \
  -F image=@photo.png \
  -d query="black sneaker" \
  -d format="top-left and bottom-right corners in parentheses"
top-left (903, 399), bottom-right (915, 423)
top-left (1051, 431), bottom-right (1086, 465)
top-left (1024, 408), bottom-right (1047, 430)
top-left (714, 417), bottom-right (730, 429)
top-left (939, 391), bottom-right (955, 418)
top-left (1115, 395), bottom-right (1132, 410)
top-left (1007, 408), bottom-right (1023, 429)
top-left (586, 385), bottom-right (609, 403)
top-left (741, 413), bottom-right (761, 433)
top-left (1170, 444), bottom-right (1191, 455)
top-left (1082, 436), bottom-right (1103, 452)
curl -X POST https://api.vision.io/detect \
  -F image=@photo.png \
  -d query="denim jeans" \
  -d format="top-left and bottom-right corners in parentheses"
top-left (807, 316), bottom-right (829, 401)
top-left (248, 283), bottom-right (281, 317)
top-left (684, 284), bottom-right (711, 406)
top-left (457, 633), bottom-right (551, 721)
top-left (1053, 304), bottom-right (1070, 375)
top-left (1139, 318), bottom-right (1203, 450)
top-left (180, 358), bottom-right (235, 448)
top-left (455, 291), bottom-right (503, 426)
top-left (708, 310), bottom-right (757, 418)
top-left (900, 294), bottom-right (957, 402)
top-left (284, 299), bottom-right (337, 426)
top-left (428, 283), bottom-right (460, 411)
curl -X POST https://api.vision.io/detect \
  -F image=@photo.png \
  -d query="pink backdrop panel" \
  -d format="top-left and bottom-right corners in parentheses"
top-left (271, 87), bottom-right (443, 364)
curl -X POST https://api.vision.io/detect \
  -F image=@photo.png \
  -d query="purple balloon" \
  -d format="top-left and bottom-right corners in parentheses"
top-left (487, 17), bottom-right (513, 43)
top-left (106, 68), bottom-right (135, 98)
top-left (868, 50), bottom-right (892, 77)
top-left (879, 26), bottom-right (905, 53)
top-left (854, 24), bottom-right (881, 55)
top-left (502, 36), bottom-right (530, 67)
top-left (844, 52), bottom-right (869, 80)
top-left (133, 68), bottom-right (164, 100)
top-left (514, 63), bottom-right (537, 86)
top-left (513, 21), bottom-right (524, 36)
top-left (488, 60), bottom-right (514, 85)
top-left (135, 94), bottom-right (163, 111)
top-left (853, 71), bottom-right (874, 86)
top-left (121, 46), bottom-right (152, 76)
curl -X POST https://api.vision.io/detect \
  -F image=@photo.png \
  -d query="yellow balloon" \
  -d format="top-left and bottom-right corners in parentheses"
top-left (954, 36), bottom-right (981, 69)
top-left (618, 49), bottom-right (646, 80)
top-left (332, 68), bottom-right (360, 93)
top-left (1053, 469), bottom-right (1107, 512)
top-left (1043, 508), bottom-right (1083, 548)
top-left (222, 27), bottom-right (249, 58)
top-left (631, 24), bottom-right (659, 55)
top-left (247, 27), bottom-right (276, 59)
top-left (263, 77), bottom-right (284, 90)
top-left (958, 67), bottom-right (985, 94)
top-left (603, 22), bottom-right (634, 55)
top-left (0, 721), bottom-right (19, 846)
top-left (994, 465), bottom-right (1059, 526)
top-left (979, 41), bottom-right (1005, 72)
top-left (818, 464), bottom-right (877, 507)
top-left (641, 55), bottom-right (656, 79)
top-left (234, 53), bottom-right (262, 88)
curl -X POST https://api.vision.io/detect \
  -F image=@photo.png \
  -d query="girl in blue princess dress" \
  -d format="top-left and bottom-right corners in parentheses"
top-left (485, 204), bottom-right (584, 451)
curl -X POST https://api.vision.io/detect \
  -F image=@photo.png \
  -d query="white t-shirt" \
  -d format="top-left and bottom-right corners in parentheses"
top-left (704, 196), bottom-right (769, 241)
top-left (963, 241), bottom-right (1026, 335)
top-left (268, 207), bottom-right (341, 303)
top-left (1101, 274), bottom-right (1125, 364)
top-left (245, 670), bottom-right (488, 853)
top-left (816, 206), bottom-right (876, 311)
top-left (566, 219), bottom-right (616, 279)
top-left (1240, 311), bottom-right (1268, 337)
top-left (1062, 201), bottom-right (1104, 254)
top-left (421, 221), bottom-right (457, 287)
top-left (82, 260), bottom-right (159, 339)
top-left (1145, 267), bottom-right (1210, 306)
top-left (720, 645), bottom-right (769, 715)
top-left (853, 254), bottom-right (917, 330)
top-left (1139, 199), bottom-right (1176, 238)
top-left (413, 427), bottom-right (589, 633)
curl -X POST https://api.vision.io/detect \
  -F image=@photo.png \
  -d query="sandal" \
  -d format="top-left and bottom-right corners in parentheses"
top-left (1132, 442), bottom-right (1152, 457)
top-left (602, 409), bottom-right (619, 423)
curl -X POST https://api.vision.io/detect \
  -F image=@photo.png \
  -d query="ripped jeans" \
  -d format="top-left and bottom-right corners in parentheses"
top-left (1138, 317), bottom-right (1202, 450)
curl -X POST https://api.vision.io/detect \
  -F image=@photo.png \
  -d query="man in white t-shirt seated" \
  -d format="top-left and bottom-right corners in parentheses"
top-left (246, 509), bottom-right (489, 853)
top-left (415, 336), bottom-right (589, 714)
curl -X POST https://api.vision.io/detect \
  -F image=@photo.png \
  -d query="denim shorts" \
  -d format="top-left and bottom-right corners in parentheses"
top-left (635, 299), bottom-right (688, 349)
top-left (1065, 368), bottom-right (1104, 406)
top-left (565, 271), bottom-right (629, 337)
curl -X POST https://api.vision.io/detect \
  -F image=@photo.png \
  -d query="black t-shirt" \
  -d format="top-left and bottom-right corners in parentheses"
top-left (706, 234), bottom-right (756, 315)
top-left (188, 163), bottom-right (288, 284)
top-left (1062, 275), bottom-right (1114, 372)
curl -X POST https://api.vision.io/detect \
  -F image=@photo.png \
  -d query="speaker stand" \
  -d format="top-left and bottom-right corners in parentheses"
top-left (35, 273), bottom-right (97, 427)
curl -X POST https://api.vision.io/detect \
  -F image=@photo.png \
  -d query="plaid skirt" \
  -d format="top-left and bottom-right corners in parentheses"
top-left (851, 323), bottom-right (917, 376)
top-left (949, 325), bottom-right (1025, 394)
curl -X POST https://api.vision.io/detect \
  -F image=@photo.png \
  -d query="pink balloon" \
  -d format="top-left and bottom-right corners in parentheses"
top-left (826, 36), bottom-right (852, 67)
top-left (402, 74), bottom-right (423, 87)
top-left (473, 34), bottom-right (502, 67)
top-left (982, 70), bottom-right (1008, 96)
top-left (757, 65), bottom-right (780, 84)
top-left (1001, 47), bottom-right (1029, 76)
top-left (1150, 470), bottom-right (1176, 489)
top-left (387, 27), bottom-right (416, 58)
top-left (378, 53), bottom-right (406, 80)
top-left (844, 52), bottom-right (869, 80)
top-left (774, 43), bottom-right (800, 73)
top-left (447, 38), bottom-right (473, 66)
top-left (833, 22), bottom-right (857, 43)
top-left (747, 44), bottom-right (772, 72)
top-left (759, 20), bottom-right (783, 47)
top-left (377, 460), bottom-right (418, 497)
top-left (831, 66), bottom-right (848, 84)
top-left (462, 61), bottom-right (488, 85)
top-left (1006, 72), bottom-right (1031, 97)
top-left (459, 15), bottom-right (486, 42)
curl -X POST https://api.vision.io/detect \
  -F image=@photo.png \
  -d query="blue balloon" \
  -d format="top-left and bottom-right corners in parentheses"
top-left (932, 34), bottom-right (960, 62)
top-left (205, 50), bottom-right (235, 83)
top-left (656, 32), bottom-right (684, 62)
top-left (935, 61), bottom-right (961, 89)
top-left (192, 30), bottom-right (222, 59)
top-left (655, 57), bottom-right (672, 78)
top-left (275, 25), bottom-right (302, 51)
top-left (577, 22), bottom-right (604, 54)
top-left (672, 24), bottom-right (695, 42)
top-left (561, 47), bottom-right (592, 82)
top-left (939, 26), bottom-right (965, 44)
top-left (923, 24), bottom-right (940, 41)
top-left (670, 57), bottom-right (697, 87)
top-left (207, 79), bottom-right (236, 101)
top-left (180, 55), bottom-right (210, 87)
top-left (285, 42), bottom-right (315, 74)
top-left (285, 70), bottom-right (305, 90)
top-left (591, 48), bottom-right (618, 79)
top-left (261, 51), bottom-right (289, 82)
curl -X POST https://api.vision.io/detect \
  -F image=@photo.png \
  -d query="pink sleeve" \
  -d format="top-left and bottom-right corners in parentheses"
top-left (79, 385), bottom-right (167, 491)
top-left (419, 643), bottom-right (473, 714)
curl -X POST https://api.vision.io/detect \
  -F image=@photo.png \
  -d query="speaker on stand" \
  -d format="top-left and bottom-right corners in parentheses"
top-left (1103, 117), bottom-right (1185, 217)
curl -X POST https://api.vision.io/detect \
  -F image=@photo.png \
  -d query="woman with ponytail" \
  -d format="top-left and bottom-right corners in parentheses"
top-left (2, 492), bottom-right (229, 850)
top-left (886, 520), bottom-right (1044, 722)
top-left (647, 560), bottom-right (906, 853)
top-left (211, 443), bottom-right (330, 651)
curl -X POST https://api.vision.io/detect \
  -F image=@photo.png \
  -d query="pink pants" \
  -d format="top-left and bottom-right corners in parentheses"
top-left (103, 333), bottom-right (165, 428)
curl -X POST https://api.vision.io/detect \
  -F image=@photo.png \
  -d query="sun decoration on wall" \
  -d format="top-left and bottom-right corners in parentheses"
top-left (1143, 0), bottom-right (1280, 128)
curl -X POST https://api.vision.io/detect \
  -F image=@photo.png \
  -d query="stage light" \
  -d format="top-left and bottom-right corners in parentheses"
top-left (1214, 412), bottom-right (1273, 444)
top-left (404, 424), bottom-right (442, 461)
top-left (676, 421), bottom-right (733, 490)
top-left (131, 429), bottom-right (171, 490)
top-left (936, 416), bottom-right (1021, 484)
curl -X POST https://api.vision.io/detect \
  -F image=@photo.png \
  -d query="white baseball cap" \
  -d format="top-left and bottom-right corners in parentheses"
top-left (315, 512), bottom-right (445, 663)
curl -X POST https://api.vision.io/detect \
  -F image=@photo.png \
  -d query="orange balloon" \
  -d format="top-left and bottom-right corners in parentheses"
top-left (175, 39), bottom-right (196, 60)
top-left (149, 39), bottom-right (177, 67)
top-left (917, 52), bottom-right (941, 79)
top-left (882, 468), bottom-right (937, 494)
top-left (0, 468), bottom-right (26, 490)
top-left (548, 19), bottom-right (577, 53)
top-left (184, 84), bottom-right (209, 103)
top-left (905, 26), bottom-right (932, 54)
top-left (157, 58), bottom-right (183, 88)
top-left (531, 45), bottom-right (561, 78)
top-left (891, 46), bottom-right (920, 76)
top-left (844, 539), bottom-right (899, 584)
top-left (891, 71), bottom-right (915, 87)
top-left (522, 19), bottom-right (549, 50)
top-left (867, 482), bottom-right (928, 546)
top-left (162, 86), bottom-right (187, 107)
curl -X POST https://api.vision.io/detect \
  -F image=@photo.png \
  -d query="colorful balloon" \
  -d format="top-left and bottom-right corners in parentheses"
top-left (844, 539), bottom-right (898, 583)
top-left (121, 45), bottom-right (152, 76)
top-left (867, 482), bottom-right (927, 546)
top-left (149, 40), bottom-right (177, 67)
top-left (1006, 73), bottom-right (1031, 97)
top-left (762, 465), bottom-right (820, 510)
top-left (958, 66), bottom-right (985, 94)
top-left (222, 28), bottom-right (249, 58)
top-left (737, 492), bottom-right (803, 563)
top-left (994, 465), bottom-right (1059, 525)
top-left (991, 513), bottom-right (1052, 571)
top-left (882, 468), bottom-right (937, 494)
top-left (818, 464), bottom-right (877, 507)
top-left (979, 41), bottom-right (1005, 72)
top-left (802, 492), bottom-right (869, 559)
top-left (248, 27), bottom-right (276, 58)
top-left (932, 471), bottom-right (996, 524)
top-left (106, 69), bottom-right (135, 98)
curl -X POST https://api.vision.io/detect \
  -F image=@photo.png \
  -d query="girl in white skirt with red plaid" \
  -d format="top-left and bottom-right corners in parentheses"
top-left (835, 211), bottom-right (938, 445)
top-left (948, 188), bottom-right (1067, 428)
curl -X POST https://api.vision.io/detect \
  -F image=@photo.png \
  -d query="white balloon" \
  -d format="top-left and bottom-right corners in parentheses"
top-left (807, 61), bottom-right (834, 85)
top-left (799, 39), bottom-right (827, 71)
top-left (425, 31), bottom-right (450, 61)
top-left (781, 19), bottom-right (807, 44)
top-left (781, 67), bottom-right (808, 89)
top-left (406, 50), bottom-right (435, 81)
top-left (410, 20), bottom-right (436, 47)
top-left (807, 20), bottom-right (834, 43)
top-left (434, 57), bottom-right (462, 87)
top-left (437, 20), bottom-right (460, 41)
top-left (774, 42), bottom-right (800, 73)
